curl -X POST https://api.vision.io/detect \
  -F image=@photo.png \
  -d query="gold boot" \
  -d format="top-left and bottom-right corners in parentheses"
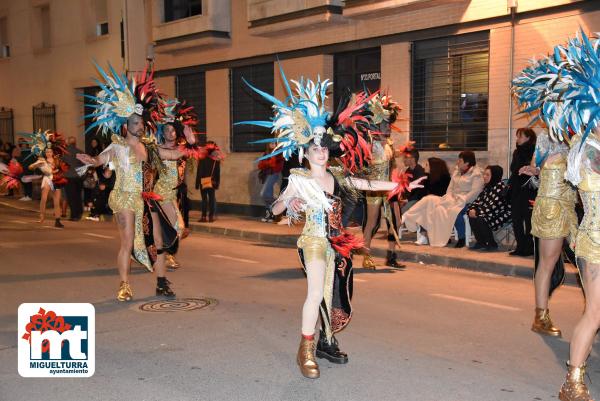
top-left (362, 254), bottom-right (377, 270)
top-left (117, 281), bottom-right (133, 302)
top-left (559, 362), bottom-right (593, 401)
top-left (166, 254), bottom-right (181, 270)
top-left (531, 308), bottom-right (562, 337)
top-left (297, 336), bottom-right (319, 379)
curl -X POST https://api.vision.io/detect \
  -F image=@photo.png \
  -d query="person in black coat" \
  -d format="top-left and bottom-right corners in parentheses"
top-left (195, 141), bottom-right (222, 222)
top-left (508, 128), bottom-right (537, 256)
top-left (468, 165), bottom-right (511, 251)
top-left (400, 148), bottom-right (427, 213)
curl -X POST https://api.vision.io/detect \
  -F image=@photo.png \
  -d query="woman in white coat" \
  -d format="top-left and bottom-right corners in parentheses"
top-left (402, 151), bottom-right (484, 247)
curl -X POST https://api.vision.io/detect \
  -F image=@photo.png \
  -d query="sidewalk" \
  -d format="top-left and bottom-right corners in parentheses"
top-left (187, 211), bottom-right (580, 286)
top-left (0, 196), bottom-right (579, 286)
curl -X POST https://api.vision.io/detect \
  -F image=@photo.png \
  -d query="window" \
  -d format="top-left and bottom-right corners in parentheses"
top-left (164, 0), bottom-right (202, 23)
top-left (40, 5), bottom-right (51, 48)
top-left (176, 72), bottom-right (207, 144)
top-left (0, 17), bottom-right (8, 58)
top-left (94, 0), bottom-right (109, 36)
top-left (334, 47), bottom-right (381, 108)
top-left (0, 108), bottom-right (13, 144)
top-left (230, 63), bottom-right (274, 152)
top-left (411, 31), bottom-right (489, 151)
top-left (33, 102), bottom-right (56, 132)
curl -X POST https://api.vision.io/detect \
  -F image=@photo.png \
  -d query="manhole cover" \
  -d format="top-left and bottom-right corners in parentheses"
top-left (138, 297), bottom-right (217, 312)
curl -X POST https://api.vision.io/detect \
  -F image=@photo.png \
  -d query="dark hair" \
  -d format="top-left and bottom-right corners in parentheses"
top-left (407, 148), bottom-right (420, 163)
top-left (516, 128), bottom-right (536, 146)
top-left (485, 165), bottom-right (503, 188)
top-left (428, 157), bottom-right (450, 184)
top-left (458, 150), bottom-right (476, 167)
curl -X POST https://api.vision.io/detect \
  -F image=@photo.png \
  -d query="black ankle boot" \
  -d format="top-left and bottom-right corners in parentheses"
top-left (454, 238), bottom-right (465, 248)
top-left (156, 277), bottom-right (175, 298)
top-left (316, 331), bottom-right (348, 364)
top-left (54, 218), bottom-right (64, 228)
top-left (386, 252), bottom-right (406, 269)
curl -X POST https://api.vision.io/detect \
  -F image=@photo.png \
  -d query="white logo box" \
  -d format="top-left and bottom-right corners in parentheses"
top-left (18, 303), bottom-right (95, 378)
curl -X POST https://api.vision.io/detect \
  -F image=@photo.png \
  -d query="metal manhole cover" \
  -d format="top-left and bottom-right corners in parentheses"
top-left (138, 297), bottom-right (217, 312)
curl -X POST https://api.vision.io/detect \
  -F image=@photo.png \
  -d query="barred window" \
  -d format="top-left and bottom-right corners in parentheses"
top-left (176, 72), bottom-right (207, 144)
top-left (0, 108), bottom-right (13, 144)
top-left (334, 47), bottom-right (380, 108)
top-left (411, 31), bottom-right (489, 151)
top-left (230, 62), bottom-right (274, 152)
top-left (32, 102), bottom-right (56, 132)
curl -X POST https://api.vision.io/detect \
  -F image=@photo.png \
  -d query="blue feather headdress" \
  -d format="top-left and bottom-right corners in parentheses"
top-left (22, 130), bottom-right (67, 158)
top-left (235, 64), bottom-right (332, 162)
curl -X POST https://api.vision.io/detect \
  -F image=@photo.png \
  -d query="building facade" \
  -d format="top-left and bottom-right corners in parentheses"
top-left (1, 0), bottom-right (599, 213)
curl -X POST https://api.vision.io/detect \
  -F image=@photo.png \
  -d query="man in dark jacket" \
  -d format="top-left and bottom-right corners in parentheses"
top-left (401, 148), bottom-right (427, 213)
top-left (63, 136), bottom-right (84, 220)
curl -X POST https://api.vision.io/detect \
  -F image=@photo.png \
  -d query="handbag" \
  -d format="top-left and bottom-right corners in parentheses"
top-left (201, 160), bottom-right (216, 189)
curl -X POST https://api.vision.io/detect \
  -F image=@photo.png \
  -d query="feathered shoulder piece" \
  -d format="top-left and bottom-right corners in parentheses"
top-left (368, 91), bottom-right (401, 127)
top-left (84, 61), bottom-right (159, 136)
top-left (24, 130), bottom-right (67, 158)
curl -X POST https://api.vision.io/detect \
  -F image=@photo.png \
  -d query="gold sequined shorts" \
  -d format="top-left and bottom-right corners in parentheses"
top-left (531, 197), bottom-right (577, 239)
top-left (297, 235), bottom-right (331, 263)
top-left (108, 190), bottom-right (143, 214)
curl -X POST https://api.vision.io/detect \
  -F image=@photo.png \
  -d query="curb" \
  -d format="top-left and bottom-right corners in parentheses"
top-left (188, 222), bottom-right (581, 286)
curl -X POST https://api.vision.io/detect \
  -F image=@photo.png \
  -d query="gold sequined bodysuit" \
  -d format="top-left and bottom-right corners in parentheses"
top-left (154, 160), bottom-right (178, 202)
top-left (575, 168), bottom-right (600, 264)
top-left (365, 140), bottom-right (391, 205)
top-left (531, 157), bottom-right (577, 239)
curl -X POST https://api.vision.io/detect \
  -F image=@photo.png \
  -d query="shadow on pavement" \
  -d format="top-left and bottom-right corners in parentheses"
top-left (244, 268), bottom-right (305, 281)
top-left (0, 267), bottom-right (146, 283)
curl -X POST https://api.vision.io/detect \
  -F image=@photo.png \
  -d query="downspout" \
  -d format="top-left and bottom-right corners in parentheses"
top-left (507, 1), bottom-right (517, 175)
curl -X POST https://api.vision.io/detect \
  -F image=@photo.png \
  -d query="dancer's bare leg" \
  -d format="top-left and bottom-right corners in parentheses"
top-left (301, 258), bottom-right (326, 336)
top-left (52, 190), bottom-right (61, 219)
top-left (535, 238), bottom-right (564, 309)
top-left (115, 211), bottom-right (134, 283)
top-left (569, 260), bottom-right (600, 366)
top-left (39, 186), bottom-right (49, 223)
top-left (363, 202), bottom-right (381, 249)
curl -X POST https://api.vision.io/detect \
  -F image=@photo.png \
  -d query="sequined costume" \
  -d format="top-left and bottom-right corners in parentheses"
top-left (29, 158), bottom-right (68, 191)
top-left (286, 168), bottom-right (357, 342)
top-left (365, 139), bottom-right (392, 205)
top-left (531, 133), bottom-right (577, 240)
top-left (154, 158), bottom-right (184, 236)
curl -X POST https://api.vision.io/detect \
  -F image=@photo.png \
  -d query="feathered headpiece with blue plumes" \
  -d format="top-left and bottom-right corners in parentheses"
top-left (84, 61), bottom-right (159, 136)
top-left (22, 129), bottom-right (67, 158)
top-left (155, 97), bottom-right (198, 143)
top-left (236, 64), bottom-right (332, 162)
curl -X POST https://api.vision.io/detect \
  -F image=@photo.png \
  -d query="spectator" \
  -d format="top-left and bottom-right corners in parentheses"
top-left (62, 136), bottom-right (84, 220)
top-left (258, 143), bottom-right (284, 222)
top-left (87, 166), bottom-right (115, 221)
top-left (82, 167), bottom-right (97, 211)
top-left (17, 139), bottom-right (33, 201)
top-left (402, 151), bottom-right (484, 248)
top-left (195, 141), bottom-right (222, 223)
top-left (468, 165), bottom-right (511, 251)
top-left (89, 137), bottom-right (103, 157)
top-left (508, 128), bottom-right (537, 256)
top-left (424, 157), bottom-right (451, 197)
top-left (400, 148), bottom-right (427, 213)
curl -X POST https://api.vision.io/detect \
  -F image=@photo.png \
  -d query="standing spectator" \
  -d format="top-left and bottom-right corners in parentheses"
top-left (82, 167), bottom-right (97, 211)
top-left (400, 148), bottom-right (427, 213)
top-left (63, 136), bottom-right (84, 220)
top-left (424, 157), bottom-right (451, 197)
top-left (17, 139), bottom-right (33, 201)
top-left (87, 166), bottom-right (115, 221)
top-left (89, 137), bottom-right (103, 157)
top-left (258, 143), bottom-right (284, 222)
top-left (468, 165), bottom-right (511, 251)
top-left (195, 141), bottom-right (222, 222)
top-left (508, 128), bottom-right (537, 256)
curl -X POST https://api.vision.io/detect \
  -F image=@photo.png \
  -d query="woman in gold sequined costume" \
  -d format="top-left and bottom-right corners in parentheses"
top-left (520, 132), bottom-right (577, 338)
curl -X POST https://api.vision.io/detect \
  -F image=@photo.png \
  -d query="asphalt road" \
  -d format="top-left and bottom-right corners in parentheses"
top-left (0, 200), bottom-right (596, 401)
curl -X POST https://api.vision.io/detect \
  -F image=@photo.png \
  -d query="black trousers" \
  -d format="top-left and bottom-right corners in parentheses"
top-left (511, 199), bottom-right (534, 253)
top-left (469, 216), bottom-right (497, 247)
top-left (65, 177), bottom-right (83, 219)
top-left (201, 188), bottom-right (216, 218)
top-left (177, 184), bottom-right (190, 228)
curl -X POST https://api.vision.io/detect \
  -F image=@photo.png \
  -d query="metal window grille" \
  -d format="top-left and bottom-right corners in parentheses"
top-left (0, 107), bottom-right (14, 144)
top-left (164, 0), bottom-right (202, 22)
top-left (230, 62), bottom-right (274, 152)
top-left (176, 72), bottom-right (207, 144)
top-left (32, 102), bottom-right (56, 132)
top-left (334, 47), bottom-right (381, 108)
top-left (411, 31), bottom-right (489, 151)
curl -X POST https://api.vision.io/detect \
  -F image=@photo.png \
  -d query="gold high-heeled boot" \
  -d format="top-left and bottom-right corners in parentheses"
top-left (166, 254), bottom-right (181, 270)
top-left (117, 281), bottom-right (133, 302)
top-left (559, 362), bottom-right (593, 401)
top-left (531, 308), bottom-right (562, 337)
top-left (362, 254), bottom-right (376, 270)
top-left (297, 336), bottom-right (319, 379)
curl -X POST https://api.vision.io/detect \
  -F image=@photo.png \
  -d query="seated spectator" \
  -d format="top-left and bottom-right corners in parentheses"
top-left (400, 148), bottom-right (427, 213)
top-left (468, 165), bottom-right (511, 251)
top-left (402, 151), bottom-right (484, 248)
top-left (87, 166), bottom-right (115, 221)
top-left (424, 157), bottom-right (451, 197)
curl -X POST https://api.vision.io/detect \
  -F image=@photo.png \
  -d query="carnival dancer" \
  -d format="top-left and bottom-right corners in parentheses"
top-left (516, 30), bottom-right (600, 401)
top-left (238, 70), bottom-right (425, 379)
top-left (361, 93), bottom-right (405, 269)
top-left (77, 63), bottom-right (192, 301)
top-left (0, 146), bottom-right (23, 194)
top-left (23, 130), bottom-right (68, 228)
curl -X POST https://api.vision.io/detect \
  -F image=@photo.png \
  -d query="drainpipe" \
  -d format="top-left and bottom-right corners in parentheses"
top-left (507, 0), bottom-right (517, 176)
